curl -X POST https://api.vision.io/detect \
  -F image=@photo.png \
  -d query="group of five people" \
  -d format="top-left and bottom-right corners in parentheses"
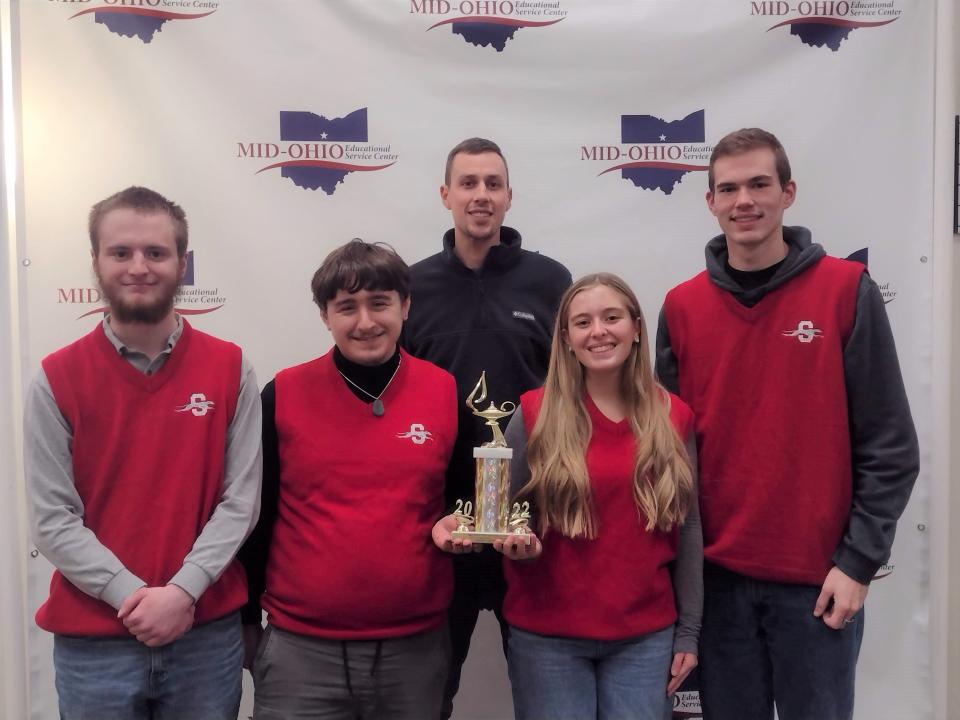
top-left (25, 128), bottom-right (919, 720)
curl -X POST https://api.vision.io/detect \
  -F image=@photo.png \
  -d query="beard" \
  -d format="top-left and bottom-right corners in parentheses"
top-left (98, 276), bottom-right (180, 324)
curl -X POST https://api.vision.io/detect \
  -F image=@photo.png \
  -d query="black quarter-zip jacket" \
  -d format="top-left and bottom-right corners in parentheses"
top-left (404, 227), bottom-right (572, 516)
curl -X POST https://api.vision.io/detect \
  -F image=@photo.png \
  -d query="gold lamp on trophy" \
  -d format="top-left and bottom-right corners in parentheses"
top-left (452, 371), bottom-right (532, 545)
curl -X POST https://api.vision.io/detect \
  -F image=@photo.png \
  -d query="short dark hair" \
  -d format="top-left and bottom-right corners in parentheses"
top-left (444, 137), bottom-right (509, 185)
top-left (311, 239), bottom-right (410, 310)
top-left (88, 186), bottom-right (188, 257)
top-left (708, 128), bottom-right (792, 192)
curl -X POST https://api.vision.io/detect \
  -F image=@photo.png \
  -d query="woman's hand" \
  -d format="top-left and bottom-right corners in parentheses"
top-left (667, 652), bottom-right (698, 695)
top-left (493, 533), bottom-right (542, 561)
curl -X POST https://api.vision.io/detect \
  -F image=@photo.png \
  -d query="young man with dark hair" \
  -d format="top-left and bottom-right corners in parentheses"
top-left (25, 186), bottom-right (262, 720)
top-left (656, 128), bottom-right (919, 720)
top-left (403, 138), bottom-right (572, 718)
top-left (240, 239), bottom-right (458, 720)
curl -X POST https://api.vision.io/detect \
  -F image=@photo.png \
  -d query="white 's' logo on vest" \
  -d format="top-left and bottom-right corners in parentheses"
top-left (782, 321), bottom-right (822, 343)
top-left (396, 423), bottom-right (433, 444)
top-left (175, 393), bottom-right (216, 416)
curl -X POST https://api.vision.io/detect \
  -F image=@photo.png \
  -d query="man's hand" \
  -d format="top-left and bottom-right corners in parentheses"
top-left (118, 584), bottom-right (196, 647)
top-left (813, 566), bottom-right (868, 630)
top-left (243, 624), bottom-right (264, 670)
top-left (493, 533), bottom-right (542, 561)
top-left (116, 586), bottom-right (149, 621)
top-left (432, 514), bottom-right (482, 554)
top-left (667, 652), bottom-right (698, 695)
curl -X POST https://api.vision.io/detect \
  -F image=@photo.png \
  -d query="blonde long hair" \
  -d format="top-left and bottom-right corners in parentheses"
top-left (521, 274), bottom-right (693, 538)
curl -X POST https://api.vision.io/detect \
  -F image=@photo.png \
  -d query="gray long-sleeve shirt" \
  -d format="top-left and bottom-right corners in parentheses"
top-left (503, 410), bottom-right (703, 655)
top-left (24, 316), bottom-right (262, 610)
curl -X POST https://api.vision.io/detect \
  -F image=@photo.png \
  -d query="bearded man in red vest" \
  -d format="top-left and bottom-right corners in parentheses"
top-left (656, 128), bottom-right (919, 720)
top-left (25, 186), bottom-right (262, 720)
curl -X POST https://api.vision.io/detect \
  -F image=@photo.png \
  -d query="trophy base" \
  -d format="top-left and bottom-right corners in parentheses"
top-left (451, 530), bottom-right (531, 545)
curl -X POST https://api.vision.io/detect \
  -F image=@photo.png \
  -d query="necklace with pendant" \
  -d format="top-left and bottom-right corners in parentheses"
top-left (337, 355), bottom-right (402, 417)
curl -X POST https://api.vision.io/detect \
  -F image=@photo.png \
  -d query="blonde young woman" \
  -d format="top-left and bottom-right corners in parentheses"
top-left (434, 273), bottom-right (702, 720)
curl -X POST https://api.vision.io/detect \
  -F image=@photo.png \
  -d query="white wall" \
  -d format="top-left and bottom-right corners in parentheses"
top-left (948, 0), bottom-right (960, 705)
top-left (936, 1), bottom-right (959, 718)
top-left (0, 1), bottom-right (29, 717)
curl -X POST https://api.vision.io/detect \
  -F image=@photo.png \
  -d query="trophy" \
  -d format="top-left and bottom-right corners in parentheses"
top-left (451, 372), bottom-right (532, 545)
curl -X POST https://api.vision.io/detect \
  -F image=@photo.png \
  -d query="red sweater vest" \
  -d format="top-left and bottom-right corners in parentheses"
top-left (264, 350), bottom-right (456, 639)
top-left (38, 321), bottom-right (247, 635)
top-left (663, 257), bottom-right (862, 584)
top-left (503, 387), bottom-right (694, 640)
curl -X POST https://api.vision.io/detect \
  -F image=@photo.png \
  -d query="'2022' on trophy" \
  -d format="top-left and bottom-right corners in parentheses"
top-left (452, 372), bottom-right (532, 545)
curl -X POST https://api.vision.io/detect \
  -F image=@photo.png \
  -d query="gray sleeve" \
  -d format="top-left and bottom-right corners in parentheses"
top-left (654, 305), bottom-right (680, 395)
top-left (169, 356), bottom-right (263, 601)
top-left (832, 273), bottom-right (920, 584)
top-left (671, 434), bottom-right (703, 655)
top-left (24, 369), bottom-right (146, 610)
top-left (505, 410), bottom-right (531, 499)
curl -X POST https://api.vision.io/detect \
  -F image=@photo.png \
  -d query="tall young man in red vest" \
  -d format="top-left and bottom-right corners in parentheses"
top-left (240, 240), bottom-right (458, 719)
top-left (25, 186), bottom-right (262, 720)
top-left (656, 128), bottom-right (919, 720)
top-left (402, 138), bottom-right (571, 719)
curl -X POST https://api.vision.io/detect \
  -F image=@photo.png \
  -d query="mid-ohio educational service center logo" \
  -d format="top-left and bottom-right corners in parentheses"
top-left (581, 110), bottom-right (712, 195)
top-left (873, 563), bottom-right (894, 581)
top-left (58, 251), bottom-right (225, 319)
top-left (410, 0), bottom-right (567, 51)
top-left (750, 1), bottom-right (902, 51)
top-left (238, 108), bottom-right (397, 195)
top-left (673, 690), bottom-right (702, 720)
top-left (53, 0), bottom-right (219, 43)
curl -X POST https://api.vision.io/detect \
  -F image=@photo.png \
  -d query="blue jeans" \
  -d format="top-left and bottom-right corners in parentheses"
top-left (53, 612), bottom-right (243, 720)
top-left (507, 625), bottom-right (674, 720)
top-left (699, 563), bottom-right (864, 720)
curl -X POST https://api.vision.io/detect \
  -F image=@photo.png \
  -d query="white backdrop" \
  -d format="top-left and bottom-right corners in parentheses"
top-left (10, 1), bottom-right (935, 718)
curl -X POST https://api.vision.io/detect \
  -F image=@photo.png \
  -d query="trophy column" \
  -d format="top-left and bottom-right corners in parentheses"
top-left (452, 372), bottom-right (530, 545)
top-left (473, 447), bottom-right (513, 537)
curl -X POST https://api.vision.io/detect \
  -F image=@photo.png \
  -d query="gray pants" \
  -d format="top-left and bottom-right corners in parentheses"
top-left (252, 623), bottom-right (449, 720)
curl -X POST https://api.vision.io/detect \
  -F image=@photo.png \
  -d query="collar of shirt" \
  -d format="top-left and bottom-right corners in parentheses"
top-left (101, 314), bottom-right (183, 375)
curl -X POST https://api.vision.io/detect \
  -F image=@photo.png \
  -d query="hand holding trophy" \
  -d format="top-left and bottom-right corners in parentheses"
top-left (432, 371), bottom-right (541, 557)
top-left (450, 372), bottom-right (532, 546)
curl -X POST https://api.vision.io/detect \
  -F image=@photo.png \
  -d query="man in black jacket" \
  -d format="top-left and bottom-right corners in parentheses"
top-left (403, 137), bottom-right (571, 719)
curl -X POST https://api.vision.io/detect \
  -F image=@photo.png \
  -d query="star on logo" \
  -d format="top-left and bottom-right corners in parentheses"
top-left (175, 393), bottom-right (216, 416)
top-left (659, 134), bottom-right (667, 141)
top-left (782, 320), bottom-right (823, 343)
top-left (396, 423), bottom-right (433, 445)
top-left (320, 131), bottom-right (328, 140)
